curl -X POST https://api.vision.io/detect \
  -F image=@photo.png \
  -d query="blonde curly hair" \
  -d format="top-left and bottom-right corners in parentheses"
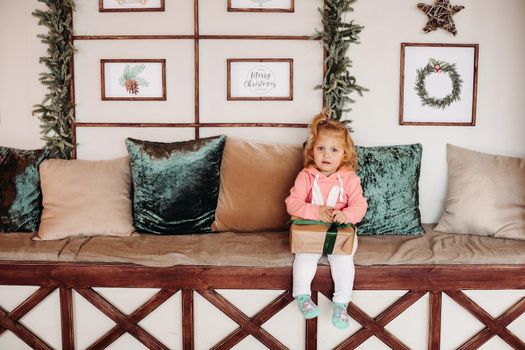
top-left (303, 111), bottom-right (358, 171)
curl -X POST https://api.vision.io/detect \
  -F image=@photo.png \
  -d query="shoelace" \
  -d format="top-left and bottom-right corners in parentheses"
top-left (302, 299), bottom-right (315, 312)
top-left (335, 306), bottom-right (349, 321)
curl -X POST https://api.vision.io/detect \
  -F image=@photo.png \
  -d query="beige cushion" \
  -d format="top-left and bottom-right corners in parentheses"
top-left (0, 232), bottom-right (71, 261)
top-left (212, 138), bottom-right (303, 232)
top-left (64, 224), bottom-right (525, 267)
top-left (36, 157), bottom-right (135, 240)
top-left (4, 223), bottom-right (525, 266)
top-left (435, 144), bottom-right (525, 240)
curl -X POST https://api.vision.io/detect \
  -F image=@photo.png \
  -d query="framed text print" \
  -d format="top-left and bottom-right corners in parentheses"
top-left (99, 0), bottom-right (165, 12)
top-left (399, 43), bottom-right (478, 126)
top-left (227, 58), bottom-right (293, 101)
top-left (228, 0), bottom-right (294, 13)
top-left (101, 59), bottom-right (166, 101)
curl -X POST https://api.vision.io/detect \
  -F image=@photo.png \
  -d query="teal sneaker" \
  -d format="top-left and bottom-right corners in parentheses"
top-left (296, 294), bottom-right (319, 319)
top-left (332, 303), bottom-right (349, 329)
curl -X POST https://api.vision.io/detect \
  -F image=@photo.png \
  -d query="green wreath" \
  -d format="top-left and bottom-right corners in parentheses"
top-left (414, 58), bottom-right (463, 109)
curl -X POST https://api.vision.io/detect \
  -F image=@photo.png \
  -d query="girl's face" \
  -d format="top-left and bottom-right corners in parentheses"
top-left (313, 131), bottom-right (346, 176)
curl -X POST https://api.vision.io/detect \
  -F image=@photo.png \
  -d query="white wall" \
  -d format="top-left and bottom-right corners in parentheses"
top-left (0, 0), bottom-right (46, 149)
top-left (1, 0), bottom-right (524, 221)
top-left (349, 0), bottom-right (525, 221)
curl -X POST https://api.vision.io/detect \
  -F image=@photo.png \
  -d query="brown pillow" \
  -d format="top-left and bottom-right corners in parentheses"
top-left (212, 138), bottom-right (303, 232)
top-left (36, 157), bottom-right (135, 240)
top-left (435, 144), bottom-right (525, 240)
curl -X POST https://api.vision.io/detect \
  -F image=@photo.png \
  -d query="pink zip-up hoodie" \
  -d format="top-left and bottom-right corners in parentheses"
top-left (285, 166), bottom-right (368, 224)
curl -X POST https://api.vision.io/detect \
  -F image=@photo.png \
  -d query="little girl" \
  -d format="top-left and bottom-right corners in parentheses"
top-left (285, 112), bottom-right (367, 329)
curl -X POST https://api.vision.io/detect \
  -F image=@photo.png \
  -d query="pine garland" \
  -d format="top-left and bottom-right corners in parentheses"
top-left (313, 0), bottom-right (367, 130)
top-left (32, 0), bottom-right (76, 158)
top-left (30, 0), bottom-right (364, 148)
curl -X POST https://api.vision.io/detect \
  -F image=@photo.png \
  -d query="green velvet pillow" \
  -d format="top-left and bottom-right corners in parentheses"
top-left (0, 146), bottom-right (50, 232)
top-left (356, 144), bottom-right (424, 235)
top-left (126, 136), bottom-right (226, 234)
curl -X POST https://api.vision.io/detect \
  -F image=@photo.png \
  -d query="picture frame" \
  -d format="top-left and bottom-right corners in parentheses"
top-left (99, 0), bottom-right (165, 13)
top-left (101, 59), bottom-right (166, 101)
top-left (227, 58), bottom-right (293, 101)
top-left (399, 43), bottom-right (479, 126)
top-left (227, 0), bottom-right (294, 13)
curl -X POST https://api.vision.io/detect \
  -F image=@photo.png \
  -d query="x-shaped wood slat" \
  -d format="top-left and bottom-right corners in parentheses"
top-left (321, 290), bottom-right (425, 349)
top-left (446, 291), bottom-right (525, 350)
top-left (199, 289), bottom-right (294, 350)
top-left (0, 286), bottom-right (55, 350)
top-left (76, 288), bottom-right (176, 350)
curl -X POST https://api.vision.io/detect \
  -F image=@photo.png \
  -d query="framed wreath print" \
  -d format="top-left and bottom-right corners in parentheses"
top-left (228, 0), bottom-right (294, 13)
top-left (227, 58), bottom-right (293, 101)
top-left (101, 59), bottom-right (166, 101)
top-left (399, 43), bottom-right (478, 126)
top-left (99, 0), bottom-right (165, 12)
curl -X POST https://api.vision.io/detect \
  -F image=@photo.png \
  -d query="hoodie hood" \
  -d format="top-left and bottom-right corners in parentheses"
top-left (304, 166), bottom-right (355, 179)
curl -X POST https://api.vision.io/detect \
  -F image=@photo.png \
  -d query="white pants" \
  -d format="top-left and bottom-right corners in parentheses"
top-left (292, 239), bottom-right (357, 304)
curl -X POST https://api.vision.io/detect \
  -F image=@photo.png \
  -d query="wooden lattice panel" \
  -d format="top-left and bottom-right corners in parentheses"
top-left (1, 263), bottom-right (524, 349)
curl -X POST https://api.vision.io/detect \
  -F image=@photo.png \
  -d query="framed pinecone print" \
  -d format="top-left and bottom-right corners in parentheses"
top-left (101, 59), bottom-right (166, 101)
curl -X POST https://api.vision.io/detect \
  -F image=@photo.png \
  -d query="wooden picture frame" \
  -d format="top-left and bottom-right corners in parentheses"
top-left (399, 43), bottom-right (478, 126)
top-left (227, 0), bottom-right (294, 13)
top-left (101, 59), bottom-right (166, 101)
top-left (227, 58), bottom-right (293, 101)
top-left (99, 0), bottom-right (165, 13)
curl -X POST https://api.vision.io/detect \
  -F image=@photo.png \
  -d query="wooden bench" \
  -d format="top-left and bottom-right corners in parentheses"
top-left (1, 225), bottom-right (524, 349)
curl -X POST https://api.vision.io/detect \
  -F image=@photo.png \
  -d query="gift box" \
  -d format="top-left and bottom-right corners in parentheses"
top-left (290, 218), bottom-right (356, 255)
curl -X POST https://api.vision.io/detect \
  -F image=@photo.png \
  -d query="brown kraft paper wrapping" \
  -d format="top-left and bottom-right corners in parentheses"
top-left (290, 220), bottom-right (355, 255)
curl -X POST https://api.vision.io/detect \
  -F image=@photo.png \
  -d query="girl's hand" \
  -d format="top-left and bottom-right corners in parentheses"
top-left (332, 210), bottom-right (347, 224)
top-left (318, 206), bottom-right (334, 222)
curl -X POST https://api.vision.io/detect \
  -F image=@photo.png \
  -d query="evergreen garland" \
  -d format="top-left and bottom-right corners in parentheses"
top-left (32, 0), bottom-right (76, 158)
top-left (30, 0), bottom-right (364, 148)
top-left (313, 0), bottom-right (367, 130)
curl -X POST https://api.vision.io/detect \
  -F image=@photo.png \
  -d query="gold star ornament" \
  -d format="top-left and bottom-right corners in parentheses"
top-left (417, 0), bottom-right (464, 36)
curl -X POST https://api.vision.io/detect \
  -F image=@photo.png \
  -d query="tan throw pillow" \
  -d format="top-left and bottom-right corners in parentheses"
top-left (212, 138), bottom-right (303, 232)
top-left (36, 157), bottom-right (135, 240)
top-left (435, 144), bottom-right (525, 240)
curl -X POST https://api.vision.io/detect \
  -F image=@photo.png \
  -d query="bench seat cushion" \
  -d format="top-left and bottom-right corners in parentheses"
top-left (0, 232), bottom-right (70, 261)
top-left (2, 224), bottom-right (524, 267)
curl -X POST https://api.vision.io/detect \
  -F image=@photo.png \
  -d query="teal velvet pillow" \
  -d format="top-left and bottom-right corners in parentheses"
top-left (0, 146), bottom-right (50, 232)
top-left (126, 136), bottom-right (226, 234)
top-left (356, 144), bottom-right (424, 235)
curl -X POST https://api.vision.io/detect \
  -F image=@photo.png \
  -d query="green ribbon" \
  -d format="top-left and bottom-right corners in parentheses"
top-left (323, 222), bottom-right (338, 254)
top-left (292, 219), bottom-right (355, 255)
top-left (291, 219), bottom-right (354, 229)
